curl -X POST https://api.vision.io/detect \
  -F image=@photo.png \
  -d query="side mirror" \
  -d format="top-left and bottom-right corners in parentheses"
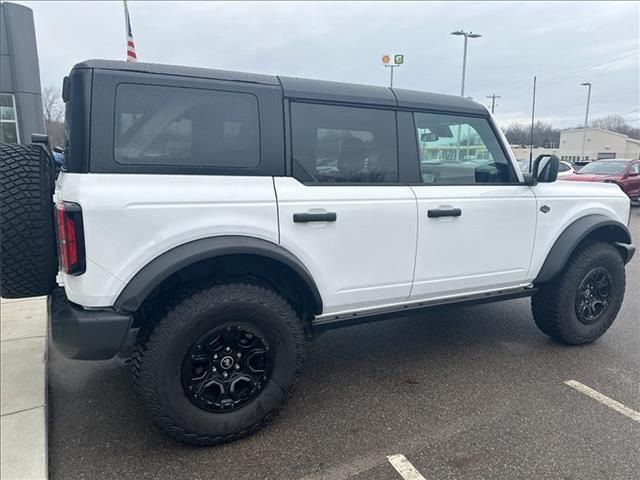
top-left (420, 132), bottom-right (439, 142)
top-left (525, 154), bottom-right (559, 185)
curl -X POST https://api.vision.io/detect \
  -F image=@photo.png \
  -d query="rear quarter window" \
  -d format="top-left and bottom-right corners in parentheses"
top-left (114, 83), bottom-right (260, 168)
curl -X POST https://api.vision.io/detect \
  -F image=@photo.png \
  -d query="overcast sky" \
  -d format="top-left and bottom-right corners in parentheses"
top-left (19, 1), bottom-right (640, 128)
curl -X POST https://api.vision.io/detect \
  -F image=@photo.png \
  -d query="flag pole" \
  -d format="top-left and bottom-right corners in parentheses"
top-left (123, 0), bottom-right (128, 61)
top-left (123, 0), bottom-right (137, 62)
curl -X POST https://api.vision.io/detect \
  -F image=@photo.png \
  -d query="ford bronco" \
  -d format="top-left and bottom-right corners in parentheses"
top-left (0, 60), bottom-right (634, 445)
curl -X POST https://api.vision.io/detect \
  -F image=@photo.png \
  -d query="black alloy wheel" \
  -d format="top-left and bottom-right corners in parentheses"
top-left (182, 324), bottom-right (273, 412)
top-left (575, 267), bottom-right (612, 325)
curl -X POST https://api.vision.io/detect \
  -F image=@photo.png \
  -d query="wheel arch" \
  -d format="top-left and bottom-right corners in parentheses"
top-left (114, 235), bottom-right (323, 316)
top-left (534, 214), bottom-right (633, 284)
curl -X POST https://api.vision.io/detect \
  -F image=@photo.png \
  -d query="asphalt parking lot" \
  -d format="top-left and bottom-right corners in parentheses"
top-left (49, 208), bottom-right (639, 480)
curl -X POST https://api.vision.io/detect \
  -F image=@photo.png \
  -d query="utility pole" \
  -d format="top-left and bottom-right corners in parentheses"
top-left (528, 76), bottom-right (537, 172)
top-left (487, 94), bottom-right (501, 114)
top-left (580, 82), bottom-right (592, 162)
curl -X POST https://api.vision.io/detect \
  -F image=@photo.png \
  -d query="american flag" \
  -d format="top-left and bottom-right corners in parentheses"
top-left (124, 1), bottom-right (137, 62)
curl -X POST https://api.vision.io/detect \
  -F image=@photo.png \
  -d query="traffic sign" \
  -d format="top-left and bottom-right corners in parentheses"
top-left (394, 54), bottom-right (404, 65)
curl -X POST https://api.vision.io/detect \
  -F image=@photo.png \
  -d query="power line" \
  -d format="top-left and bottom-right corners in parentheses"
top-left (620, 108), bottom-right (640, 117)
top-left (497, 50), bottom-right (639, 97)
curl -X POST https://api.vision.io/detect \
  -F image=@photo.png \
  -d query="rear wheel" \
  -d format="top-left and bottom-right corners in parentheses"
top-left (531, 242), bottom-right (625, 345)
top-left (0, 144), bottom-right (57, 298)
top-left (132, 282), bottom-right (305, 445)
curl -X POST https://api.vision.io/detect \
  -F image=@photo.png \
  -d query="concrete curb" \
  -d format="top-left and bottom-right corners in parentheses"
top-left (1, 297), bottom-right (48, 480)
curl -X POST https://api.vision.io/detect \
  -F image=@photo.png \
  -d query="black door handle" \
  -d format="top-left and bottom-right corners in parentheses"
top-left (293, 212), bottom-right (337, 223)
top-left (428, 208), bottom-right (462, 218)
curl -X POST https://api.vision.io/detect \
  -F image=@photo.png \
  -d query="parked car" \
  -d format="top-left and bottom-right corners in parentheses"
top-left (572, 159), bottom-right (591, 171)
top-left (0, 60), bottom-right (635, 446)
top-left (563, 159), bottom-right (640, 201)
top-left (518, 159), bottom-right (574, 178)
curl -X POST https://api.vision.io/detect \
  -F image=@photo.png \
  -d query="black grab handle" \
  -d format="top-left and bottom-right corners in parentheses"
top-left (427, 208), bottom-right (462, 218)
top-left (293, 212), bottom-right (337, 223)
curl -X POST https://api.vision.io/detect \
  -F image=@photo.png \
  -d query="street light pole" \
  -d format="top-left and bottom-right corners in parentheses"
top-left (580, 82), bottom-right (592, 162)
top-left (451, 30), bottom-right (482, 98)
top-left (460, 34), bottom-right (468, 97)
top-left (451, 30), bottom-right (481, 161)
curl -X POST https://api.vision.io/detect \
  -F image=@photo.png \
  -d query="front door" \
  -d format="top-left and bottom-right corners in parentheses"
top-left (623, 161), bottom-right (640, 200)
top-left (408, 111), bottom-right (537, 300)
top-left (276, 102), bottom-right (417, 315)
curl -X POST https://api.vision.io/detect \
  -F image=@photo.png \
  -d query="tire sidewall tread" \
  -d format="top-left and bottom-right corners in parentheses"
top-left (532, 241), bottom-right (625, 345)
top-left (0, 143), bottom-right (57, 298)
top-left (132, 282), bottom-right (305, 446)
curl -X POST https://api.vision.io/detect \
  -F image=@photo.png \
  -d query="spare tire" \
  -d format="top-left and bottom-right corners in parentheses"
top-left (0, 143), bottom-right (58, 298)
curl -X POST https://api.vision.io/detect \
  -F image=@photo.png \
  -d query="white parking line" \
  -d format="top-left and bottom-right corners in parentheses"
top-left (565, 380), bottom-right (640, 423)
top-left (387, 454), bottom-right (427, 480)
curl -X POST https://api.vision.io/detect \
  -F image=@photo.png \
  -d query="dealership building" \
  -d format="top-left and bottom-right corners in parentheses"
top-left (0, 2), bottom-right (45, 144)
top-left (558, 128), bottom-right (640, 162)
top-left (511, 128), bottom-right (640, 163)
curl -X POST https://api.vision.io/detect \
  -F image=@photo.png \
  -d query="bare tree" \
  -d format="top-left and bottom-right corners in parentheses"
top-left (42, 86), bottom-right (65, 147)
top-left (503, 121), bottom-right (561, 148)
top-left (42, 86), bottom-right (63, 123)
top-left (590, 115), bottom-right (640, 140)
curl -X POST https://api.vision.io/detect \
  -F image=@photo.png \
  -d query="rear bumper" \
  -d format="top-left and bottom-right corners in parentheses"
top-left (614, 242), bottom-right (636, 264)
top-left (49, 288), bottom-right (132, 360)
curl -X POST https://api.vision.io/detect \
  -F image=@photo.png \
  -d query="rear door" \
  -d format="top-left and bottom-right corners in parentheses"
top-left (275, 102), bottom-right (417, 315)
top-left (407, 111), bottom-right (537, 300)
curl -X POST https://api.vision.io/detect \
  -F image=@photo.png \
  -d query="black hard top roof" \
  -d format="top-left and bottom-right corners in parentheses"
top-left (74, 59), bottom-right (487, 115)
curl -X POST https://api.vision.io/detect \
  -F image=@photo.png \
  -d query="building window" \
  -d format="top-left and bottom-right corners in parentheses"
top-left (0, 94), bottom-right (20, 144)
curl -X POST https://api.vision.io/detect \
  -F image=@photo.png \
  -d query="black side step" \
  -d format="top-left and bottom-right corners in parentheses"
top-left (312, 287), bottom-right (537, 332)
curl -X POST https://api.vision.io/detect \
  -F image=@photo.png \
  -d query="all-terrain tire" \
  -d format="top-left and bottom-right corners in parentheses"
top-left (132, 282), bottom-right (305, 446)
top-left (0, 144), bottom-right (57, 298)
top-left (531, 241), bottom-right (625, 345)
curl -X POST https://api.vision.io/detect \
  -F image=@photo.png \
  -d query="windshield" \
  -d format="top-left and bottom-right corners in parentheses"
top-left (578, 161), bottom-right (627, 175)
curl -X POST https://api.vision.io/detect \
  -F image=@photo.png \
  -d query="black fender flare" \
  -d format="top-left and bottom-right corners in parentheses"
top-left (114, 236), bottom-right (323, 314)
top-left (534, 214), bottom-right (633, 283)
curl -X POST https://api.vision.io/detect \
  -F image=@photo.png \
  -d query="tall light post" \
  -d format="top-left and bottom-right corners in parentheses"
top-left (580, 82), bottom-right (592, 162)
top-left (451, 30), bottom-right (481, 161)
top-left (451, 30), bottom-right (482, 97)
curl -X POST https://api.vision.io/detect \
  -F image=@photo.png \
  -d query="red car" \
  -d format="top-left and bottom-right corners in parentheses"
top-left (563, 158), bottom-right (640, 202)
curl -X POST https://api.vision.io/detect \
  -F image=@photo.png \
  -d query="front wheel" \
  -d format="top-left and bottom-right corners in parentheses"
top-left (531, 242), bottom-right (626, 345)
top-left (132, 282), bottom-right (305, 445)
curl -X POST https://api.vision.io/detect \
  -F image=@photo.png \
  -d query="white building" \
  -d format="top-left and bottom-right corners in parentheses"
top-left (510, 146), bottom-right (558, 161)
top-left (559, 128), bottom-right (640, 162)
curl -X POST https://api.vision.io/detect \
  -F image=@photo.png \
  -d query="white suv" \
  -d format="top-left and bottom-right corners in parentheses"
top-left (0, 60), bottom-right (634, 446)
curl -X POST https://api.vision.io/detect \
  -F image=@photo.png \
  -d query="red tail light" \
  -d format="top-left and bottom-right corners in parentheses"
top-left (55, 202), bottom-right (86, 275)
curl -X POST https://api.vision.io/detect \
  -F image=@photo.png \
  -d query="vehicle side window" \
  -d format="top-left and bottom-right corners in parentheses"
top-left (291, 102), bottom-right (398, 184)
top-left (630, 162), bottom-right (640, 174)
top-left (413, 112), bottom-right (515, 185)
top-left (558, 162), bottom-right (570, 172)
top-left (114, 84), bottom-right (260, 168)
